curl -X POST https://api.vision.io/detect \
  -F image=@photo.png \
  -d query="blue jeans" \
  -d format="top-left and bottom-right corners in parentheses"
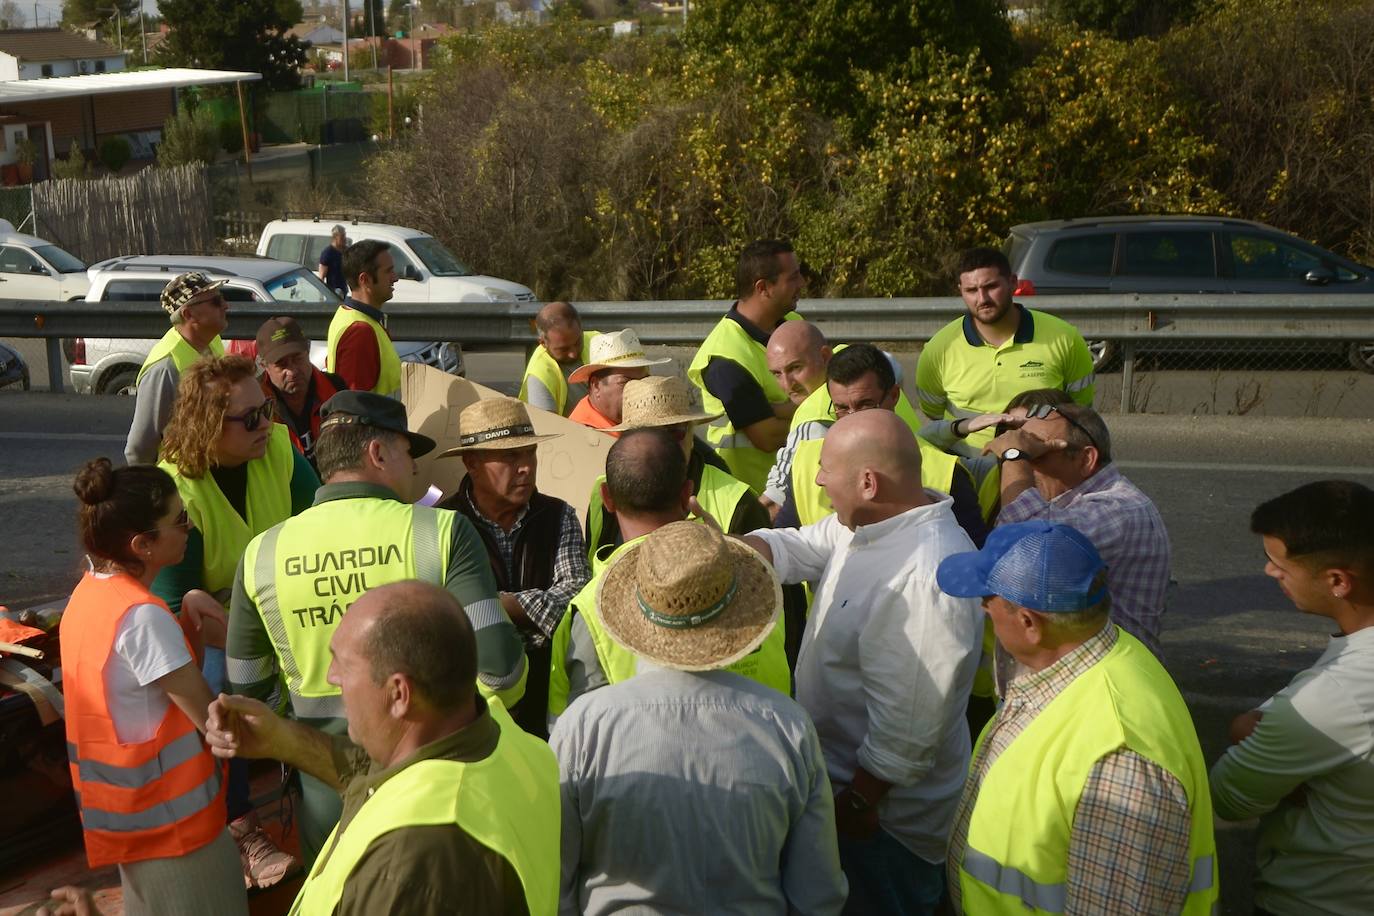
top-left (838, 828), bottom-right (944, 916)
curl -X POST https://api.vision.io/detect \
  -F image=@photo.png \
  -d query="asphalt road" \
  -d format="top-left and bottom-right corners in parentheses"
top-left (3, 384), bottom-right (1373, 912)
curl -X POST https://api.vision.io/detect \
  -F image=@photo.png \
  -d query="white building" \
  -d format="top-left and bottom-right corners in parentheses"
top-left (0, 28), bottom-right (125, 81)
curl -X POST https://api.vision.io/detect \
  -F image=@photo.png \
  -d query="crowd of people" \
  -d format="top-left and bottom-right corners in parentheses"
top-left (42, 237), bottom-right (1373, 916)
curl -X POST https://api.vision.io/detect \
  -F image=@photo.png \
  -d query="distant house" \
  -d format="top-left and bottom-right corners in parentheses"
top-left (288, 20), bottom-right (345, 47)
top-left (0, 28), bottom-right (125, 80)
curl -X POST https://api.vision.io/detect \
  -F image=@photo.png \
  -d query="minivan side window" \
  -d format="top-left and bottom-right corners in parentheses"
top-left (266, 233), bottom-right (308, 266)
top-left (1046, 234), bottom-right (1115, 276)
top-left (1119, 231), bottom-right (1215, 278)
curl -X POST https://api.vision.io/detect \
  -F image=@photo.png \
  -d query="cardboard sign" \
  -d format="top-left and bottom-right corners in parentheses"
top-left (401, 363), bottom-right (614, 526)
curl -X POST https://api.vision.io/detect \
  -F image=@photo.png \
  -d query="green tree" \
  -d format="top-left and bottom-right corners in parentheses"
top-left (157, 107), bottom-right (220, 167)
top-left (61, 0), bottom-right (136, 28)
top-left (157, 0), bottom-right (308, 91)
top-left (1043, 0), bottom-right (1198, 38)
top-left (386, 0), bottom-right (408, 33)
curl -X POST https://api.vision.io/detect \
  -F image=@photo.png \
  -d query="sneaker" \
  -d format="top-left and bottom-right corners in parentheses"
top-left (229, 812), bottom-right (297, 889)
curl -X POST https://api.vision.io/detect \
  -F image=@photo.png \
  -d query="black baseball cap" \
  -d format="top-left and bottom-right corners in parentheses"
top-left (319, 391), bottom-right (436, 458)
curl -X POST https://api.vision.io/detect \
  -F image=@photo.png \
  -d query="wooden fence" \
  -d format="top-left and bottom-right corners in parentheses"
top-left (32, 164), bottom-right (215, 263)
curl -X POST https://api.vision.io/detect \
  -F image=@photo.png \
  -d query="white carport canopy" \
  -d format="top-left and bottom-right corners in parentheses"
top-left (0, 68), bottom-right (262, 103)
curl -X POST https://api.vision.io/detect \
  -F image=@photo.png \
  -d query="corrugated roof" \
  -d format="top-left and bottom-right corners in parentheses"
top-left (0, 68), bottom-right (262, 103)
top-left (0, 28), bottom-right (123, 62)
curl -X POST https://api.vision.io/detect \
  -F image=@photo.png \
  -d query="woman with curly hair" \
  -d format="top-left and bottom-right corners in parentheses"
top-left (153, 353), bottom-right (317, 888)
top-left (62, 458), bottom-right (248, 915)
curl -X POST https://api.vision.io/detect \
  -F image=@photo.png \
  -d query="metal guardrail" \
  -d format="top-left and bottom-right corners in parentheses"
top-left (3, 294), bottom-right (1374, 407)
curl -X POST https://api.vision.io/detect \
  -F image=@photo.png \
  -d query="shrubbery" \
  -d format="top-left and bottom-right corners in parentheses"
top-left (365, 0), bottom-right (1374, 300)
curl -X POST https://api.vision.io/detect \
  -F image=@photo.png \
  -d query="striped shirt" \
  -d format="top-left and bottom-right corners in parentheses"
top-left (996, 464), bottom-right (1171, 658)
top-left (947, 625), bottom-right (1193, 915)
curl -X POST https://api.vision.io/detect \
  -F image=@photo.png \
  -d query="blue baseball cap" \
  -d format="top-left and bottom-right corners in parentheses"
top-left (936, 521), bottom-right (1109, 612)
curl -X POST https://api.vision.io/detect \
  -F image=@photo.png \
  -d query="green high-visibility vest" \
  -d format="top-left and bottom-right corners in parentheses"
top-left (547, 538), bottom-right (791, 719)
top-left (240, 496), bottom-right (457, 720)
top-left (159, 424), bottom-right (294, 602)
top-left (326, 305), bottom-right (401, 398)
top-left (686, 312), bottom-right (801, 493)
top-left (957, 629), bottom-right (1218, 915)
top-left (137, 327), bottom-right (225, 383)
top-left (584, 461), bottom-right (753, 562)
top-left (289, 699), bottom-right (559, 916)
top-left (518, 330), bottom-right (600, 417)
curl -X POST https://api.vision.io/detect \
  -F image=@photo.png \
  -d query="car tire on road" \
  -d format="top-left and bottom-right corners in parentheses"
top-left (1347, 341), bottom-right (1374, 374)
top-left (98, 367), bottom-right (138, 396)
top-left (1087, 338), bottom-right (1118, 372)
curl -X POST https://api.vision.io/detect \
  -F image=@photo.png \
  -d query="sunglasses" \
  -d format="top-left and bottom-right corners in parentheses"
top-left (224, 399), bottom-right (277, 432)
top-left (1024, 403), bottom-right (1099, 452)
top-left (141, 507), bottom-right (191, 536)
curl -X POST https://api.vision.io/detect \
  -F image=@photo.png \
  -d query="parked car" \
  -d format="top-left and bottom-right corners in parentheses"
top-left (257, 217), bottom-right (537, 305)
top-left (69, 255), bottom-right (462, 395)
top-left (0, 339), bottom-right (29, 389)
top-left (1002, 215), bottom-right (1374, 371)
top-left (0, 219), bottom-right (90, 303)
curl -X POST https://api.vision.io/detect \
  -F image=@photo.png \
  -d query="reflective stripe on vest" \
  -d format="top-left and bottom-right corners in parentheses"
top-left (244, 499), bottom-right (450, 720)
top-left (137, 327), bottom-right (225, 383)
top-left (326, 306), bottom-right (402, 398)
top-left (518, 330), bottom-right (599, 416)
top-left (687, 312), bottom-right (800, 493)
top-left (60, 572), bottom-right (226, 867)
top-left (160, 423), bottom-right (295, 601)
top-left (958, 629), bottom-right (1218, 915)
top-left (290, 700), bottom-right (559, 916)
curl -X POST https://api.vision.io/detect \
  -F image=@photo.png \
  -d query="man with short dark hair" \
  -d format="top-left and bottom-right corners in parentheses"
top-left (1211, 481), bottom-right (1374, 916)
top-left (547, 429), bottom-right (791, 724)
top-left (326, 240), bottom-right (402, 397)
top-left (210, 580), bottom-right (559, 915)
top-left (937, 521), bottom-right (1217, 915)
top-left (987, 403), bottom-right (1170, 657)
top-left (227, 391), bottom-right (526, 865)
top-left (687, 239), bottom-right (806, 493)
top-left (519, 301), bottom-right (600, 417)
top-left (256, 316), bottom-right (348, 470)
top-left (317, 224), bottom-right (348, 296)
top-left (916, 247), bottom-right (1095, 450)
top-left (125, 271), bottom-right (229, 464)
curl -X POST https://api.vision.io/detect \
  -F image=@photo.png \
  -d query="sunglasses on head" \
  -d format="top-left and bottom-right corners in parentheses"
top-left (1023, 403), bottom-right (1099, 452)
top-left (224, 399), bottom-right (277, 432)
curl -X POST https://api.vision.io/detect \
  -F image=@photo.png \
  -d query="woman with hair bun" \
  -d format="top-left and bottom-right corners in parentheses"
top-left (61, 458), bottom-right (248, 916)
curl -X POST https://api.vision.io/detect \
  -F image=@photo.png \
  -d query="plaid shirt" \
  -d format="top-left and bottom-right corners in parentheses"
top-left (947, 625), bottom-right (1193, 915)
top-left (997, 464), bottom-right (1170, 658)
top-left (466, 497), bottom-right (589, 648)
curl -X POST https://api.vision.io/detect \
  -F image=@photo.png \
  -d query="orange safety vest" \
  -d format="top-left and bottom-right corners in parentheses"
top-left (61, 571), bottom-right (227, 868)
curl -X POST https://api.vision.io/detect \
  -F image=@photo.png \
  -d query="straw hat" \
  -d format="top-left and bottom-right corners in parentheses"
top-left (606, 376), bottom-right (720, 432)
top-left (598, 521), bottom-right (781, 671)
top-left (436, 397), bottom-right (559, 458)
top-left (567, 329), bottom-right (671, 384)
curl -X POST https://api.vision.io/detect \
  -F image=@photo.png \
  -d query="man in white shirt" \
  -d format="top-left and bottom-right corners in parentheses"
top-left (743, 409), bottom-right (983, 916)
top-left (1211, 480), bottom-right (1374, 916)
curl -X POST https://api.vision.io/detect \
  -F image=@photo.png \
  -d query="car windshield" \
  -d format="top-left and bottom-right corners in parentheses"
top-left (32, 244), bottom-right (86, 273)
top-left (265, 268), bottom-right (339, 303)
top-left (408, 237), bottom-right (472, 277)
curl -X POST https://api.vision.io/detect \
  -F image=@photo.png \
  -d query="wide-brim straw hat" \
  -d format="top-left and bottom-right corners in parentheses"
top-left (598, 521), bottom-right (781, 671)
top-left (436, 396), bottom-right (560, 458)
top-left (567, 328), bottom-right (671, 384)
top-left (605, 376), bottom-right (720, 432)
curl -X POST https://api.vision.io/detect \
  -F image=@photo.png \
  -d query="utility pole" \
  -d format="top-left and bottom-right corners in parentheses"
top-left (367, 0), bottom-right (377, 70)
top-left (341, 0), bottom-right (350, 82)
top-left (140, 3), bottom-right (147, 64)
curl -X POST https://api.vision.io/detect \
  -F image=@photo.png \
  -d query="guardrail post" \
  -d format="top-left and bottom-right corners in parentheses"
top-left (1119, 340), bottom-right (1135, 415)
top-left (45, 338), bottom-right (64, 394)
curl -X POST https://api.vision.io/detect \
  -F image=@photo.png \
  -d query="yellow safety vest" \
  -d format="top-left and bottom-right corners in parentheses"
top-left (583, 462), bottom-right (754, 562)
top-left (958, 629), bottom-right (1218, 915)
top-left (325, 305), bottom-right (402, 399)
top-left (289, 700), bottom-right (559, 916)
top-left (137, 327), bottom-right (225, 383)
top-left (686, 311), bottom-right (801, 494)
top-left (547, 538), bottom-right (791, 718)
top-left (241, 497), bottom-right (457, 720)
top-left (789, 387), bottom-right (960, 527)
top-left (518, 330), bottom-right (600, 417)
top-left (160, 424), bottom-right (294, 602)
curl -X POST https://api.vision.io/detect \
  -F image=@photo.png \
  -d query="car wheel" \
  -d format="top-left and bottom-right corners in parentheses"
top-left (1087, 339), bottom-right (1118, 372)
top-left (1348, 342), bottom-right (1374, 374)
top-left (99, 367), bottom-right (138, 396)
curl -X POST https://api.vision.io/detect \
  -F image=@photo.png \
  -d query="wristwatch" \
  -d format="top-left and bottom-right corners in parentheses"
top-left (1000, 447), bottom-right (1025, 462)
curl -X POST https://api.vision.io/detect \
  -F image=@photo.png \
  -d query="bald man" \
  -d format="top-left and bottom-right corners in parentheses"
top-left (744, 411), bottom-right (984, 915)
top-left (519, 301), bottom-right (600, 417)
top-left (761, 321), bottom-right (834, 516)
